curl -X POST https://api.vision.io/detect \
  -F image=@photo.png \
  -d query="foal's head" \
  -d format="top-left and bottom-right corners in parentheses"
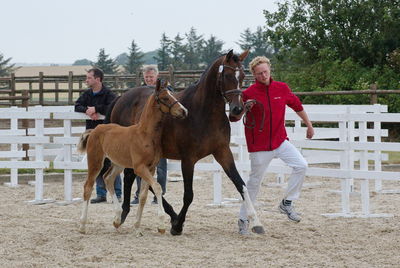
top-left (155, 79), bottom-right (188, 119)
top-left (216, 50), bottom-right (249, 117)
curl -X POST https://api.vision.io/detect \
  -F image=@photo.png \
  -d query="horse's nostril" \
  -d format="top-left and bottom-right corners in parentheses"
top-left (232, 106), bottom-right (243, 115)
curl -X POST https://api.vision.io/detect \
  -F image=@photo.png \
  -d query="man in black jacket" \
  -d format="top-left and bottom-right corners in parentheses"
top-left (75, 68), bottom-right (122, 203)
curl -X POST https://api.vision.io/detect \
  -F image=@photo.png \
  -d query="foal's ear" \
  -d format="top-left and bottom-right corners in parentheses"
top-left (239, 49), bottom-right (250, 62)
top-left (155, 78), bottom-right (161, 92)
top-left (162, 79), bottom-right (168, 89)
top-left (224, 49), bottom-right (234, 62)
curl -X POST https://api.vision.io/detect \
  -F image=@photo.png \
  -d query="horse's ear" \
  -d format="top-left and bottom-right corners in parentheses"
top-left (155, 78), bottom-right (161, 92)
top-left (239, 49), bottom-right (250, 62)
top-left (224, 49), bottom-right (234, 62)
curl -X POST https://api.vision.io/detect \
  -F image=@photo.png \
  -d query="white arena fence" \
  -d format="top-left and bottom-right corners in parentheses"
top-left (0, 104), bottom-right (399, 217)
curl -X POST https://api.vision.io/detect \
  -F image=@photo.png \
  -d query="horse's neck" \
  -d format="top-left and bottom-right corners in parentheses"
top-left (137, 95), bottom-right (163, 136)
top-left (192, 64), bottom-right (225, 113)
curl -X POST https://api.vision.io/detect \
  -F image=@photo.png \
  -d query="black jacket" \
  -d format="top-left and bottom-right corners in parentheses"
top-left (74, 84), bottom-right (117, 129)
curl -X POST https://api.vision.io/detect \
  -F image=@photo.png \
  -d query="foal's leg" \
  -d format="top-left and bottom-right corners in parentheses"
top-left (134, 179), bottom-right (149, 237)
top-left (213, 147), bottom-right (265, 234)
top-left (136, 166), bottom-right (166, 234)
top-left (79, 155), bottom-right (104, 234)
top-left (103, 164), bottom-right (124, 227)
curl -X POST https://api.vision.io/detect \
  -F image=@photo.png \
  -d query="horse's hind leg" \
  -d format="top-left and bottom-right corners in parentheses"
top-left (103, 164), bottom-right (124, 228)
top-left (170, 160), bottom-right (195, 236)
top-left (134, 179), bottom-right (149, 237)
top-left (117, 168), bottom-right (136, 228)
top-left (79, 155), bottom-right (104, 234)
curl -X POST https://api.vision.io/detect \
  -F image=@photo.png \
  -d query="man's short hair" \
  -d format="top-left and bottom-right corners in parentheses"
top-left (87, 68), bottom-right (104, 82)
top-left (142, 65), bottom-right (159, 75)
top-left (249, 56), bottom-right (271, 74)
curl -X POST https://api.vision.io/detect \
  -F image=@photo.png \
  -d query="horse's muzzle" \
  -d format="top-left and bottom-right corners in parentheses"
top-left (175, 107), bottom-right (188, 119)
top-left (231, 106), bottom-right (243, 116)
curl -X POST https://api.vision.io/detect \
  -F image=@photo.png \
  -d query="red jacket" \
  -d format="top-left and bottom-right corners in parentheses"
top-left (232, 79), bottom-right (304, 152)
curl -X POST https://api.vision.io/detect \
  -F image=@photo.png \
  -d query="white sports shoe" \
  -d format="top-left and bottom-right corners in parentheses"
top-left (238, 219), bottom-right (250, 235)
top-left (279, 202), bottom-right (301, 222)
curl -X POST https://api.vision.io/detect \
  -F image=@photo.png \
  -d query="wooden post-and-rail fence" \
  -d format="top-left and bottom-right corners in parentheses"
top-left (1, 69), bottom-right (400, 106)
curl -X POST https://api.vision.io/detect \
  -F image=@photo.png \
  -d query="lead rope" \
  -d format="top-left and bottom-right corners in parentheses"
top-left (243, 100), bottom-right (265, 144)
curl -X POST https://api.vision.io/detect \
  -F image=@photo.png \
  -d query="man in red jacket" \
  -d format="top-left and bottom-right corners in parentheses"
top-left (230, 56), bottom-right (314, 235)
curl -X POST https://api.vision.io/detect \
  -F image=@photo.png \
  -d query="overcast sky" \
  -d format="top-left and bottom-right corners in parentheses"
top-left (2, 0), bottom-right (280, 64)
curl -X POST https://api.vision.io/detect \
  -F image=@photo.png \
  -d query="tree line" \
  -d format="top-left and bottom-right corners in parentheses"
top-left (261, 0), bottom-right (400, 112)
top-left (70, 26), bottom-right (271, 74)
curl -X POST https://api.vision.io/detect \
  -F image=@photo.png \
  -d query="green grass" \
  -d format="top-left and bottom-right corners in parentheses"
top-left (385, 151), bottom-right (400, 164)
top-left (0, 162), bottom-right (87, 175)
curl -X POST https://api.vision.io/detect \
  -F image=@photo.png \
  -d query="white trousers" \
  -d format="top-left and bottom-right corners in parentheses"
top-left (239, 140), bottom-right (308, 221)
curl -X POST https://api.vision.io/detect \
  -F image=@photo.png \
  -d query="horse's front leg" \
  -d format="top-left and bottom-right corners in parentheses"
top-left (170, 160), bottom-right (195, 236)
top-left (213, 146), bottom-right (265, 234)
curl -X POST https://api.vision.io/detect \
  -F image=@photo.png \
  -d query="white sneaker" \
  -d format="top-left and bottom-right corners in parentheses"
top-left (279, 202), bottom-right (301, 222)
top-left (237, 219), bottom-right (250, 235)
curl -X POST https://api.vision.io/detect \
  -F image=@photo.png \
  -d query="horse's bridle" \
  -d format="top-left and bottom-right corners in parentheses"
top-left (155, 89), bottom-right (180, 114)
top-left (217, 64), bottom-right (243, 103)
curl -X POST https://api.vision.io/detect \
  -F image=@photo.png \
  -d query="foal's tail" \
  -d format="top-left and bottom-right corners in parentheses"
top-left (77, 129), bottom-right (93, 153)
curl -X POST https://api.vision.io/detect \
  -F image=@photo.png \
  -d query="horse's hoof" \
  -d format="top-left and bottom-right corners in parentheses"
top-left (158, 228), bottom-right (166, 234)
top-left (251, 226), bottom-right (265, 234)
top-left (170, 228), bottom-right (182, 236)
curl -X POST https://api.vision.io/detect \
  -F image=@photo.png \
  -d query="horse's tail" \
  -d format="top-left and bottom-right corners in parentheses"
top-left (104, 96), bottom-right (120, 124)
top-left (77, 129), bottom-right (92, 153)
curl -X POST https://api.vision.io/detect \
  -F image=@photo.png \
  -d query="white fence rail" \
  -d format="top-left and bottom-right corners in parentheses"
top-left (0, 105), bottom-right (399, 217)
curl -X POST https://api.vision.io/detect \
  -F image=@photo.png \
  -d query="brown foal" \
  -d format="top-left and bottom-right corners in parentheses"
top-left (77, 79), bottom-right (188, 235)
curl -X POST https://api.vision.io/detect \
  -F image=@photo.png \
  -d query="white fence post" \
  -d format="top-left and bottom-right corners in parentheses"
top-left (57, 118), bottom-right (81, 205)
top-left (373, 105), bottom-right (383, 192)
top-left (27, 117), bottom-right (54, 204)
top-left (339, 120), bottom-right (351, 214)
top-left (212, 171), bottom-right (222, 205)
top-left (8, 117), bottom-right (19, 187)
top-left (359, 120), bottom-right (370, 215)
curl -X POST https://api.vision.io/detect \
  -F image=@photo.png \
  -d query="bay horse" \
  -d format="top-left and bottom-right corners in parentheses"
top-left (109, 50), bottom-right (265, 235)
top-left (77, 79), bottom-right (188, 235)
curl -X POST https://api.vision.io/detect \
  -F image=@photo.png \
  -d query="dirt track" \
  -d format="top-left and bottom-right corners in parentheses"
top-left (0, 173), bottom-right (399, 268)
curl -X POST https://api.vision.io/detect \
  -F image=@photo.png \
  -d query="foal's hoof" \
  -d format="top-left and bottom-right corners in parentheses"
top-left (136, 230), bottom-right (143, 237)
top-left (251, 226), bottom-right (265, 234)
top-left (158, 228), bottom-right (166, 234)
top-left (170, 228), bottom-right (182, 236)
top-left (78, 226), bottom-right (86, 234)
top-left (113, 221), bottom-right (121, 229)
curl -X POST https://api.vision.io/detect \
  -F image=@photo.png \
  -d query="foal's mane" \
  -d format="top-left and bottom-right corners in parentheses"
top-left (137, 89), bottom-right (158, 125)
